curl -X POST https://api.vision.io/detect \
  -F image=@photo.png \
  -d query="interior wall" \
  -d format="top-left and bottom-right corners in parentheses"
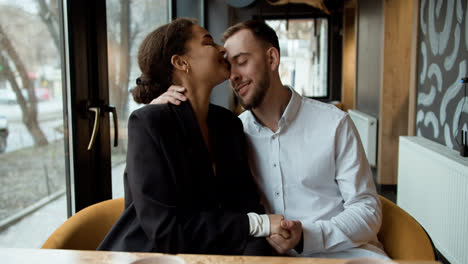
top-left (416, 0), bottom-right (468, 150)
top-left (355, 0), bottom-right (382, 118)
top-left (378, 0), bottom-right (416, 185)
top-left (341, 1), bottom-right (356, 111)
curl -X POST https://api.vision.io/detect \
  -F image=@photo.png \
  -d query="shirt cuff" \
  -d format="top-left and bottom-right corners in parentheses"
top-left (303, 222), bottom-right (323, 254)
top-left (247, 213), bottom-right (270, 237)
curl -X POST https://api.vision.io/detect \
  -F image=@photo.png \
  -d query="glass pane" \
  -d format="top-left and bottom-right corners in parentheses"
top-left (106, 0), bottom-right (171, 198)
top-left (0, 0), bottom-right (69, 247)
top-left (266, 18), bottom-right (328, 97)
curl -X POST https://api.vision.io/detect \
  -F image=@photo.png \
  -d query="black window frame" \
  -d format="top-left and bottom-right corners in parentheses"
top-left (261, 15), bottom-right (331, 101)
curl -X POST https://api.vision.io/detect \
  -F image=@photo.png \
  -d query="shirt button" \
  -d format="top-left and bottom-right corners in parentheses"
top-left (275, 191), bottom-right (280, 196)
top-left (273, 163), bottom-right (277, 167)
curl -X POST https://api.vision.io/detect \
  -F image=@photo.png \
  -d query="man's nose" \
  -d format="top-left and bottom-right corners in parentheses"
top-left (230, 69), bottom-right (241, 82)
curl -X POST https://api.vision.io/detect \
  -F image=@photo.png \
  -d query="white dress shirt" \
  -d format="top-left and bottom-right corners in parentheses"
top-left (239, 87), bottom-right (388, 259)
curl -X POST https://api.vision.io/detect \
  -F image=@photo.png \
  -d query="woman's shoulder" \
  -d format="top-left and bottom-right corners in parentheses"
top-left (131, 103), bottom-right (183, 122)
top-left (128, 104), bottom-right (190, 142)
top-left (209, 104), bottom-right (242, 126)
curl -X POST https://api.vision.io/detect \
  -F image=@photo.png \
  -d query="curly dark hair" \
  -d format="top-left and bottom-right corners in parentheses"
top-left (131, 18), bottom-right (197, 104)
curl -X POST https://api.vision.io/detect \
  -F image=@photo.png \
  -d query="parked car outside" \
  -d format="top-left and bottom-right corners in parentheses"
top-left (0, 89), bottom-right (17, 104)
top-left (0, 87), bottom-right (50, 104)
top-left (0, 115), bottom-right (9, 153)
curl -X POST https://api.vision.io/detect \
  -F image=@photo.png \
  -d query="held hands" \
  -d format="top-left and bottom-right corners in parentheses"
top-left (150, 85), bottom-right (187, 105)
top-left (267, 219), bottom-right (303, 255)
top-left (268, 214), bottom-right (291, 239)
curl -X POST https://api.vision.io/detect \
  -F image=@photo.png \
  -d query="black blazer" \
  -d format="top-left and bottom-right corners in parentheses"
top-left (98, 102), bottom-right (268, 254)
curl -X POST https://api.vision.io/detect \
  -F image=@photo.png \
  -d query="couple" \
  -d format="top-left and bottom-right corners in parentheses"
top-left (99, 18), bottom-right (388, 259)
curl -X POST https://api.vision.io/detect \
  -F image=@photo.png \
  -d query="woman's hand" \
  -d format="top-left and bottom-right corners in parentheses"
top-left (267, 220), bottom-right (303, 255)
top-left (268, 214), bottom-right (291, 239)
top-left (150, 85), bottom-right (187, 105)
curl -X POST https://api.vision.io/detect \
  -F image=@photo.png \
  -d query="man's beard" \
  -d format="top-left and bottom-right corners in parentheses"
top-left (236, 68), bottom-right (270, 110)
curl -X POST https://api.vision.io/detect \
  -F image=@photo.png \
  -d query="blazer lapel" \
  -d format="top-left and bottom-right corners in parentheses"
top-left (170, 101), bottom-right (214, 176)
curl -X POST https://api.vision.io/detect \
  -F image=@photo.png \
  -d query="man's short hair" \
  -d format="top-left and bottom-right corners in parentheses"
top-left (222, 20), bottom-right (280, 55)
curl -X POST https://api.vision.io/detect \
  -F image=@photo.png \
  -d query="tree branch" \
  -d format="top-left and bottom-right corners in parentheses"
top-left (36, 0), bottom-right (60, 51)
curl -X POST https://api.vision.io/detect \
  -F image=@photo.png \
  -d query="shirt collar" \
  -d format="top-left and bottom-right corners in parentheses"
top-left (246, 86), bottom-right (302, 132)
top-left (279, 86), bottom-right (302, 128)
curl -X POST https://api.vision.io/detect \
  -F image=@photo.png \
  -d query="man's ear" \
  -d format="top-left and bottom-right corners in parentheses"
top-left (266, 47), bottom-right (280, 71)
top-left (171, 55), bottom-right (188, 72)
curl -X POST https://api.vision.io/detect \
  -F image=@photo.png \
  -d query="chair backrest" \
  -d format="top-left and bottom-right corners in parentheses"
top-left (41, 197), bottom-right (125, 250)
top-left (42, 195), bottom-right (437, 258)
top-left (377, 195), bottom-right (436, 260)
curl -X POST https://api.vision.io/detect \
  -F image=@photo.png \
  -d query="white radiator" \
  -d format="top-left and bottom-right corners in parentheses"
top-left (348, 109), bottom-right (377, 167)
top-left (398, 136), bottom-right (468, 264)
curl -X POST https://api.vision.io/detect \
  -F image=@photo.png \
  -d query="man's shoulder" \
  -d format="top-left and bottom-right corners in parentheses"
top-left (299, 97), bottom-right (347, 121)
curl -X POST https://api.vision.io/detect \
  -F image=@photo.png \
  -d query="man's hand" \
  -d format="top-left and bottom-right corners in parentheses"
top-left (268, 214), bottom-right (291, 239)
top-left (266, 219), bottom-right (302, 255)
top-left (150, 85), bottom-right (187, 105)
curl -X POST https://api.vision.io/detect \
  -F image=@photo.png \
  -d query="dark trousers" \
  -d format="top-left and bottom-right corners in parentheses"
top-left (242, 237), bottom-right (275, 256)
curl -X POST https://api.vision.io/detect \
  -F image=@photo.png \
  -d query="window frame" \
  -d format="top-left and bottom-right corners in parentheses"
top-left (257, 14), bottom-right (332, 101)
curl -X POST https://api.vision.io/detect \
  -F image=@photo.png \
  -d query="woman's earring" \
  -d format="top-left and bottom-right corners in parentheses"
top-left (185, 66), bottom-right (190, 74)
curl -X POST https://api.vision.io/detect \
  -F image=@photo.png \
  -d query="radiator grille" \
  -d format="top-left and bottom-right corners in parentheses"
top-left (348, 110), bottom-right (377, 167)
top-left (398, 136), bottom-right (468, 264)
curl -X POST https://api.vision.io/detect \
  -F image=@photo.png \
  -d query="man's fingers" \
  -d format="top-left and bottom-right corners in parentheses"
top-left (172, 90), bottom-right (187, 101)
top-left (278, 228), bottom-right (291, 239)
top-left (150, 94), bottom-right (183, 105)
top-left (176, 86), bottom-right (187, 92)
top-left (291, 220), bottom-right (302, 231)
top-left (270, 234), bottom-right (288, 254)
top-left (150, 98), bottom-right (167, 105)
top-left (168, 98), bottom-right (181, 105)
top-left (280, 220), bottom-right (292, 229)
top-left (168, 85), bottom-right (185, 92)
top-left (266, 237), bottom-right (286, 255)
top-left (281, 219), bottom-right (301, 230)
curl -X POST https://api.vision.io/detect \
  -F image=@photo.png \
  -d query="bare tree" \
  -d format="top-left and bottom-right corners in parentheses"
top-left (1, 0), bottom-right (167, 150)
top-left (40, 0), bottom-right (138, 123)
top-left (0, 25), bottom-right (48, 146)
top-left (36, 0), bottom-right (60, 51)
top-left (109, 0), bottom-right (133, 121)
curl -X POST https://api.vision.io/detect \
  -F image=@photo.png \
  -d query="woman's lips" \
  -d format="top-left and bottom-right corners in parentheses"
top-left (219, 58), bottom-right (230, 70)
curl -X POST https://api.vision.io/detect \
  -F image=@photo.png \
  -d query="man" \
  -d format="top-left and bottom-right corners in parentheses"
top-left (154, 20), bottom-right (388, 259)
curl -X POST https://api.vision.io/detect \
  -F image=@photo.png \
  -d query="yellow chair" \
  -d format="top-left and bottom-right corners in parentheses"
top-left (41, 197), bottom-right (125, 250)
top-left (377, 195), bottom-right (436, 260)
top-left (42, 195), bottom-right (436, 260)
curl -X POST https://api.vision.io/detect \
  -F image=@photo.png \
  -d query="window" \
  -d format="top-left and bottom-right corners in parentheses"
top-left (0, 0), bottom-right (68, 248)
top-left (266, 18), bottom-right (328, 98)
top-left (0, 0), bottom-right (172, 248)
top-left (106, 0), bottom-right (171, 198)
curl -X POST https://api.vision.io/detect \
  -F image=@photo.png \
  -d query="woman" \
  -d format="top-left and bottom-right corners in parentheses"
top-left (97, 18), bottom-right (287, 255)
